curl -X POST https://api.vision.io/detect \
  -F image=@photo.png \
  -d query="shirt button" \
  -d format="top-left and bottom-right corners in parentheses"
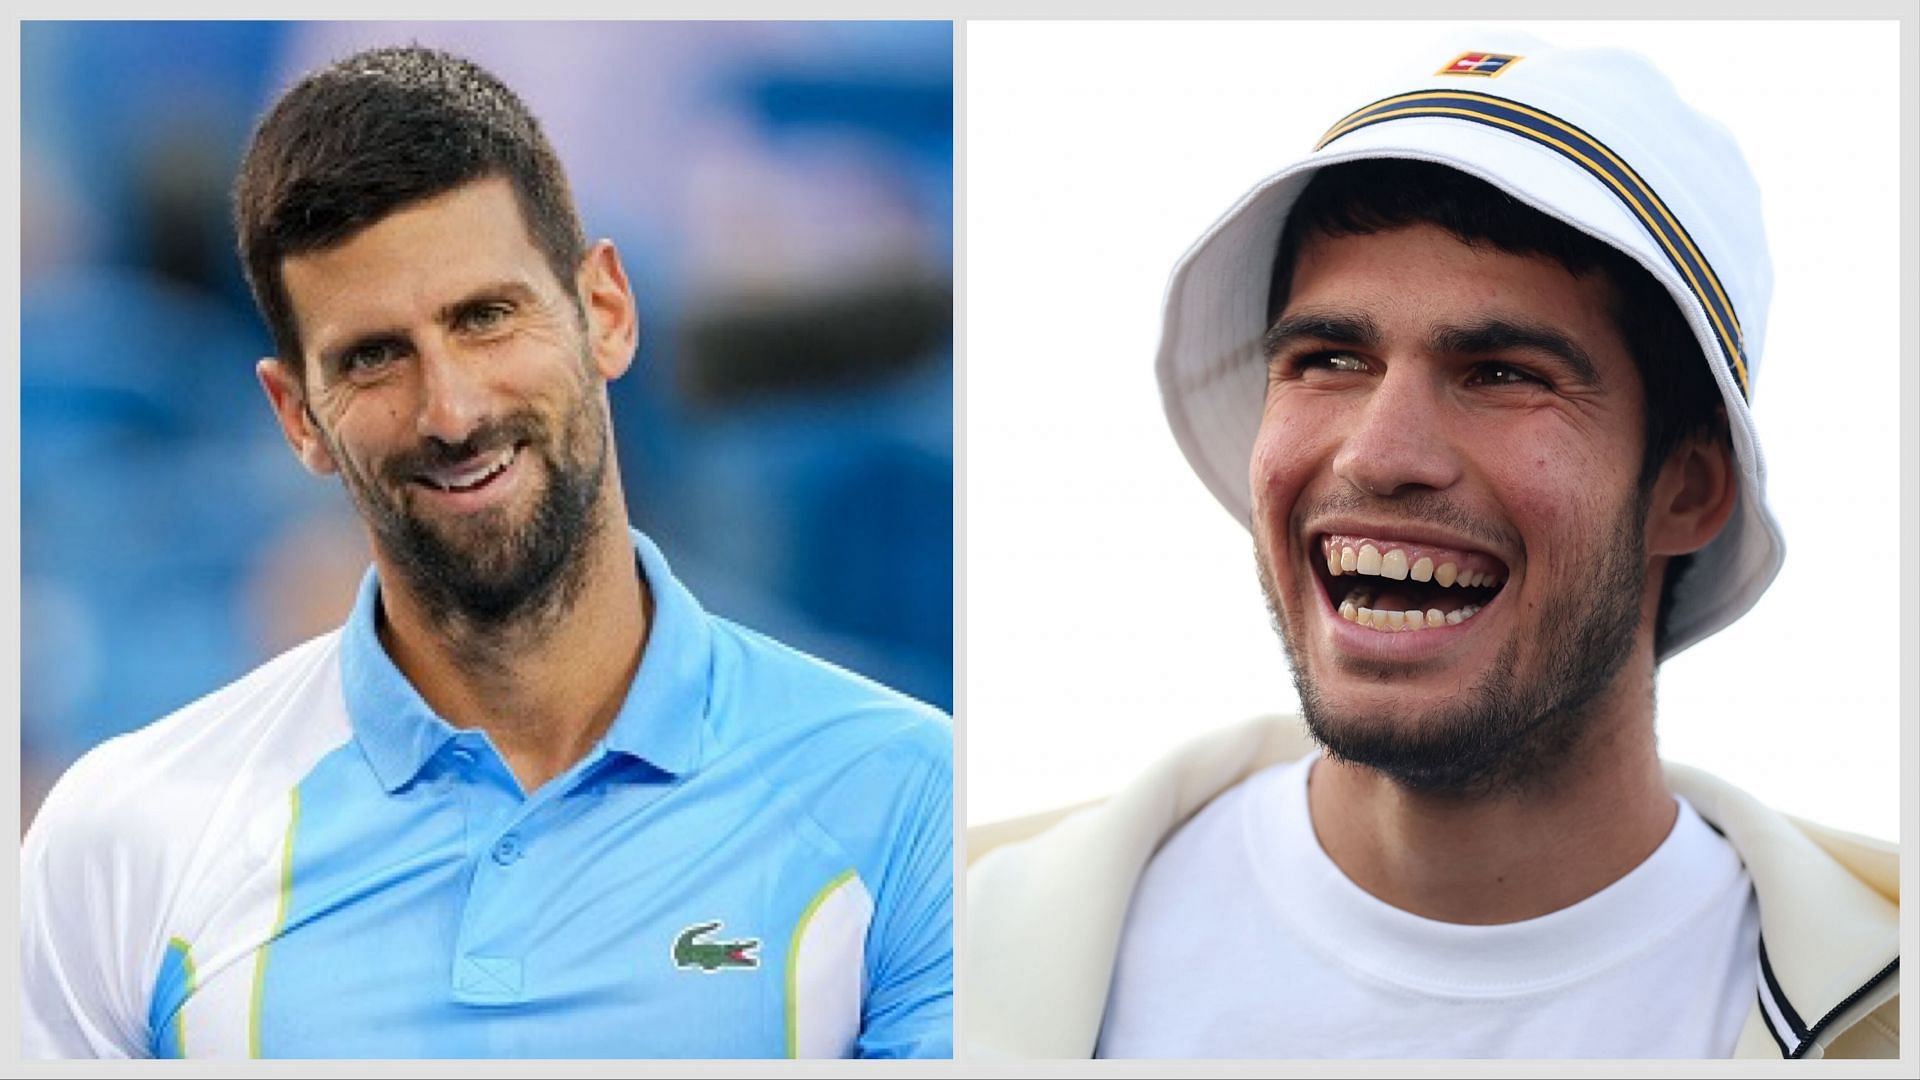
top-left (491, 834), bottom-right (524, 866)
top-left (450, 748), bottom-right (477, 767)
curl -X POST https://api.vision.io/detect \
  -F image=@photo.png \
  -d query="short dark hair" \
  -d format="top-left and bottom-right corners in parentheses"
top-left (233, 46), bottom-right (587, 372)
top-left (1266, 159), bottom-right (1727, 655)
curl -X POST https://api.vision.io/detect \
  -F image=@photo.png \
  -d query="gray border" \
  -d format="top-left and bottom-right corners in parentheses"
top-left (6, 2), bottom-right (1917, 1077)
top-left (949, 14), bottom-right (970, 1062)
top-left (1898, 6), bottom-right (1918, 1074)
top-left (6, 15), bottom-right (24, 1073)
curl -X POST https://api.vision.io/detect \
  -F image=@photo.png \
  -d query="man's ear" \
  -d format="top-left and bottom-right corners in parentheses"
top-left (575, 239), bottom-right (639, 382)
top-left (258, 358), bottom-right (338, 476)
top-left (1645, 429), bottom-right (1738, 557)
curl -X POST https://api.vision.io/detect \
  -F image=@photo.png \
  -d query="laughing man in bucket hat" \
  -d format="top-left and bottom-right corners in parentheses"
top-left (966, 34), bottom-right (1897, 1060)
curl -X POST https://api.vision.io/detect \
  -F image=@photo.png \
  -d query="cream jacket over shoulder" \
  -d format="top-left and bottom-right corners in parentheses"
top-left (966, 716), bottom-right (1899, 1060)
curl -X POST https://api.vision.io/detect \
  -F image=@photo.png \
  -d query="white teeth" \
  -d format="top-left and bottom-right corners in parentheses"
top-left (429, 447), bottom-right (515, 491)
top-left (1322, 540), bottom-right (1504, 593)
top-left (1356, 544), bottom-right (1382, 575)
top-left (1342, 601), bottom-right (1486, 632)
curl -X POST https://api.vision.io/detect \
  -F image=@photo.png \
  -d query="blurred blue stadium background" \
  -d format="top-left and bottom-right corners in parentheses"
top-left (20, 21), bottom-right (954, 823)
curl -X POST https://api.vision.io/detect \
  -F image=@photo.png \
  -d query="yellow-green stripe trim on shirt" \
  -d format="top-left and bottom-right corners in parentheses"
top-left (165, 937), bottom-right (197, 1058)
top-left (785, 867), bottom-right (857, 1058)
top-left (249, 788), bottom-right (300, 1058)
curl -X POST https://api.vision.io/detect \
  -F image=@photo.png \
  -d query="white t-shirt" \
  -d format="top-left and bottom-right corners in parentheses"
top-left (1097, 755), bottom-right (1759, 1059)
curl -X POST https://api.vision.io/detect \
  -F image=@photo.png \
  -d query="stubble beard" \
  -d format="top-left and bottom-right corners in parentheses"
top-left (1258, 490), bottom-right (1650, 799)
top-left (326, 355), bottom-right (612, 640)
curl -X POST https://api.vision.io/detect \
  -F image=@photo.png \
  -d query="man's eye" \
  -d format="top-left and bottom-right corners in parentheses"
top-left (1295, 351), bottom-right (1368, 374)
top-left (458, 302), bottom-right (513, 333)
top-left (341, 342), bottom-right (397, 372)
top-left (1469, 362), bottom-right (1546, 387)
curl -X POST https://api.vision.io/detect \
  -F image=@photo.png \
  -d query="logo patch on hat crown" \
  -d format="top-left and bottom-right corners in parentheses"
top-left (1437, 52), bottom-right (1520, 78)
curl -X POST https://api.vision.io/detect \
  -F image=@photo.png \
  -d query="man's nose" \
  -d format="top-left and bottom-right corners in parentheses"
top-left (414, 338), bottom-right (488, 446)
top-left (1330, 364), bottom-right (1462, 498)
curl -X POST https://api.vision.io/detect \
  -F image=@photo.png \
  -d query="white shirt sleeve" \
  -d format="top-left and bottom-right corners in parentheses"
top-left (20, 742), bottom-right (158, 1059)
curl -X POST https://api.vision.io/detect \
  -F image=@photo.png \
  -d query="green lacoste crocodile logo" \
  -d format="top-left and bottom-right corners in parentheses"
top-left (673, 921), bottom-right (760, 973)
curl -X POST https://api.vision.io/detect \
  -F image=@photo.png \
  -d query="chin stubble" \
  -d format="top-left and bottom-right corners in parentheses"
top-left (1257, 492), bottom-right (1649, 799)
top-left (323, 362), bottom-right (611, 639)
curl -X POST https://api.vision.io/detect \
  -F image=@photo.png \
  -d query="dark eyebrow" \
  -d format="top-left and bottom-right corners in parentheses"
top-left (1261, 310), bottom-right (1382, 359)
top-left (314, 281), bottom-right (541, 372)
top-left (1428, 319), bottom-right (1602, 388)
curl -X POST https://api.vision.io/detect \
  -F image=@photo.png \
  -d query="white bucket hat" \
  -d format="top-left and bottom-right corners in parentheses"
top-left (1155, 32), bottom-right (1782, 660)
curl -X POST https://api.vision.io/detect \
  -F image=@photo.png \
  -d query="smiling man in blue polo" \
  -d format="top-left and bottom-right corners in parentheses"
top-left (20, 46), bottom-right (951, 1060)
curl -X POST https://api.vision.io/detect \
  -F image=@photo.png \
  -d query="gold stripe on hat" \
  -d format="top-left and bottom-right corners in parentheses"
top-left (1315, 90), bottom-right (1749, 397)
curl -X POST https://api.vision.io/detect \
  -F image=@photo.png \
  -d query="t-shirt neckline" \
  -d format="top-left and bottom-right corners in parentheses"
top-left (1246, 754), bottom-right (1746, 998)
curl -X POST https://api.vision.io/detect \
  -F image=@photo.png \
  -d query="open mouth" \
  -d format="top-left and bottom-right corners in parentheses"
top-left (416, 444), bottom-right (520, 495)
top-left (1315, 533), bottom-right (1508, 632)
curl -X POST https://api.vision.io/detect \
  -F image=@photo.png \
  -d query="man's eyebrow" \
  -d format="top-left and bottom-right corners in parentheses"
top-left (313, 281), bottom-right (542, 370)
top-left (1429, 320), bottom-right (1603, 388)
top-left (1261, 311), bottom-right (1382, 358)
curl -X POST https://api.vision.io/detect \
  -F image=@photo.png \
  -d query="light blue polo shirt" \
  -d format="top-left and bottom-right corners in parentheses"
top-left (20, 529), bottom-right (952, 1059)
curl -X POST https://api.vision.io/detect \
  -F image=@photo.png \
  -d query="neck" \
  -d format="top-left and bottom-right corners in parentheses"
top-left (1306, 645), bottom-right (1675, 925)
top-left (374, 485), bottom-right (649, 794)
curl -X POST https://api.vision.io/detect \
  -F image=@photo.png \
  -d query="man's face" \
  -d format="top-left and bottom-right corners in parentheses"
top-left (263, 177), bottom-right (622, 628)
top-left (1252, 223), bottom-right (1655, 794)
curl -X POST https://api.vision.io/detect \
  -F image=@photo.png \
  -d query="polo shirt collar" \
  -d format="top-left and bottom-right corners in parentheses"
top-left (340, 527), bottom-right (713, 792)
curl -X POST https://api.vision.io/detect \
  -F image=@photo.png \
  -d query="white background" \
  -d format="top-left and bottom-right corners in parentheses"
top-left (965, 20), bottom-right (1904, 840)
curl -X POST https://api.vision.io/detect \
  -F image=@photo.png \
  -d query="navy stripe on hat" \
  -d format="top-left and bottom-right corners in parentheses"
top-left (1316, 89), bottom-right (1750, 399)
